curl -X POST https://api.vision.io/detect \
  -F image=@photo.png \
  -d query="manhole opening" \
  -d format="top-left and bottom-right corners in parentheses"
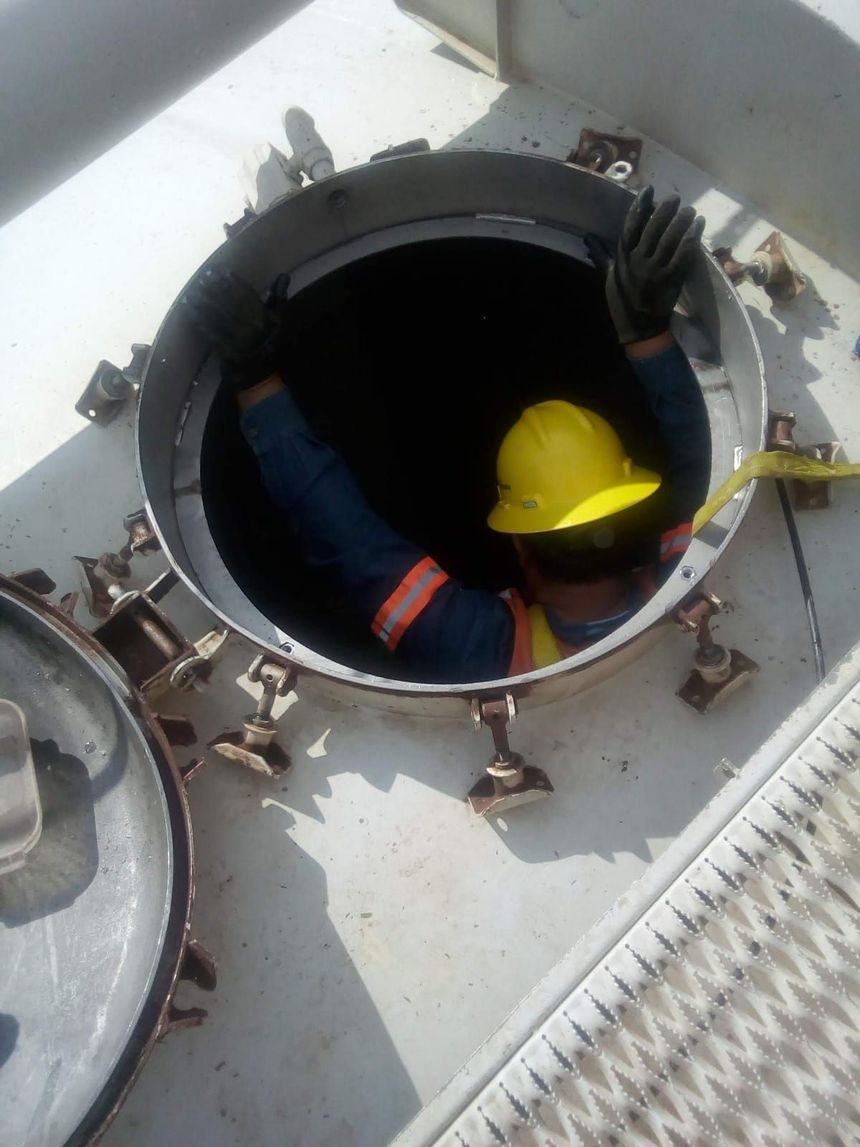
top-left (201, 235), bottom-right (707, 680)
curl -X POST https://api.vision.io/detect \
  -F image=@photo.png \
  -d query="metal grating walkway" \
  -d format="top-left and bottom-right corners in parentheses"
top-left (407, 662), bottom-right (860, 1147)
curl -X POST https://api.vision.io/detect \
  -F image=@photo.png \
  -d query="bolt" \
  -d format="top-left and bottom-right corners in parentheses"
top-left (100, 551), bottom-right (131, 580)
top-left (140, 617), bottom-right (181, 659)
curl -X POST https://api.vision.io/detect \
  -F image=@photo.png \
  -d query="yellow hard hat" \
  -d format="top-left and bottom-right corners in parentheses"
top-left (488, 400), bottom-right (661, 535)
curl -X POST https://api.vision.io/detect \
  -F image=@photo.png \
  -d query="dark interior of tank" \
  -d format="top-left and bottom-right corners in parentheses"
top-left (201, 236), bottom-right (701, 680)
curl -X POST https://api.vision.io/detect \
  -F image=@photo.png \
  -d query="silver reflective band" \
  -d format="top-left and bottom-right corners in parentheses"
top-left (377, 564), bottom-right (444, 645)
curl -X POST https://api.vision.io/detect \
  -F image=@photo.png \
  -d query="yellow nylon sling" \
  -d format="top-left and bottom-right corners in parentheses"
top-left (692, 451), bottom-right (860, 535)
top-left (526, 451), bottom-right (860, 670)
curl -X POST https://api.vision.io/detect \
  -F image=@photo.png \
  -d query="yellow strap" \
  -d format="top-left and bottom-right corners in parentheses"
top-left (526, 453), bottom-right (860, 665)
top-left (692, 451), bottom-right (860, 536)
top-left (528, 602), bottom-right (563, 669)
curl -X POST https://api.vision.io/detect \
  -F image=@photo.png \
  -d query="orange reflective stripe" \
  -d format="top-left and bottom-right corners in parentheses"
top-left (659, 521), bottom-right (693, 563)
top-left (501, 589), bottom-right (534, 675)
top-left (372, 557), bottom-right (449, 651)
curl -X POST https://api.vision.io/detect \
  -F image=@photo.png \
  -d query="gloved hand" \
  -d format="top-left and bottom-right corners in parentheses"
top-left (183, 268), bottom-right (291, 392)
top-left (587, 186), bottom-right (705, 345)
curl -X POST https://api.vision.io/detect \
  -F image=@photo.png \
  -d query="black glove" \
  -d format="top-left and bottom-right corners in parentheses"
top-left (183, 268), bottom-right (291, 392)
top-left (587, 186), bottom-right (705, 345)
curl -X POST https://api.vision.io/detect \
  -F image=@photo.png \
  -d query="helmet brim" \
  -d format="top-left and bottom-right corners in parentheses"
top-left (488, 468), bottom-right (662, 535)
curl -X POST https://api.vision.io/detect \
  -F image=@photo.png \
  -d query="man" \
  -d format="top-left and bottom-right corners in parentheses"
top-left (185, 187), bottom-right (709, 682)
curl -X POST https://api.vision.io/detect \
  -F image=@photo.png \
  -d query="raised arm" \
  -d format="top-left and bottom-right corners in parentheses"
top-left (183, 269), bottom-right (514, 682)
top-left (590, 188), bottom-right (711, 533)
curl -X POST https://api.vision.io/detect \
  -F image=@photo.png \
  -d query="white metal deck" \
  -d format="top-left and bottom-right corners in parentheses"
top-left (1, 2), bottom-right (859, 1145)
top-left (397, 645), bottom-right (860, 1146)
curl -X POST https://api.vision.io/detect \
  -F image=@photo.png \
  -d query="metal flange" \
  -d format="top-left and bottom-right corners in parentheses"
top-left (713, 231), bottom-right (806, 303)
top-left (768, 409), bottom-right (841, 511)
top-left (675, 591), bottom-right (759, 713)
top-left (467, 693), bottom-right (553, 816)
top-left (209, 657), bottom-right (296, 777)
top-left (76, 343), bottom-right (150, 426)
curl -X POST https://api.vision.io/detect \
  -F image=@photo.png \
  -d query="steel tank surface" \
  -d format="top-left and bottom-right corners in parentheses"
top-left (0, 575), bottom-right (197, 1147)
top-left (136, 150), bottom-right (766, 712)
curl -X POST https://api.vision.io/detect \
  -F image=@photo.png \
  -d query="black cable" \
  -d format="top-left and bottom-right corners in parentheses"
top-left (775, 478), bottom-right (826, 682)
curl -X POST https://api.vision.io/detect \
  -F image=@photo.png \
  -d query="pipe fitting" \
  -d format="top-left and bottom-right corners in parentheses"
top-left (283, 107), bottom-right (335, 183)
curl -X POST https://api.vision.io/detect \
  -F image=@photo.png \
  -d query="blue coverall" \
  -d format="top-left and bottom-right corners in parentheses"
top-left (240, 342), bottom-right (710, 682)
